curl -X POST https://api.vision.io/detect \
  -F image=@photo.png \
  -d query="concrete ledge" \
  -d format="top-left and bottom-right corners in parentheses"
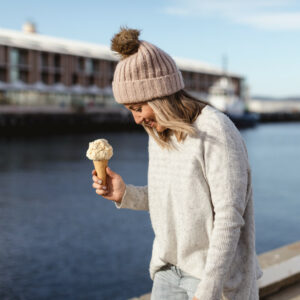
top-left (259, 241), bottom-right (300, 298)
top-left (262, 281), bottom-right (300, 300)
top-left (130, 241), bottom-right (300, 300)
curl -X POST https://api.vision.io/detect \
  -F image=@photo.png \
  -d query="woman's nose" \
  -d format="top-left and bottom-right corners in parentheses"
top-left (133, 113), bottom-right (143, 125)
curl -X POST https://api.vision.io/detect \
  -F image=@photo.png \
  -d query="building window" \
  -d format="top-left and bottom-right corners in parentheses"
top-left (19, 49), bottom-right (29, 65)
top-left (85, 58), bottom-right (92, 75)
top-left (10, 48), bottom-right (19, 66)
top-left (54, 54), bottom-right (61, 68)
top-left (201, 74), bottom-right (208, 88)
top-left (41, 52), bottom-right (49, 68)
top-left (19, 70), bottom-right (29, 83)
top-left (110, 61), bottom-right (116, 70)
top-left (109, 61), bottom-right (116, 76)
top-left (182, 71), bottom-right (194, 89)
top-left (78, 57), bottom-right (84, 72)
top-left (41, 72), bottom-right (49, 84)
top-left (72, 73), bottom-right (79, 85)
top-left (54, 73), bottom-right (61, 83)
top-left (0, 68), bottom-right (6, 81)
top-left (9, 48), bottom-right (19, 83)
top-left (0, 46), bottom-right (6, 64)
top-left (88, 75), bottom-right (94, 86)
top-left (92, 59), bottom-right (99, 73)
top-left (10, 68), bottom-right (19, 83)
top-left (207, 75), bottom-right (214, 87)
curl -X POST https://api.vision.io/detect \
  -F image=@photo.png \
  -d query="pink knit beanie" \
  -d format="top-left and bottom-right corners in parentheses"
top-left (110, 27), bottom-right (185, 104)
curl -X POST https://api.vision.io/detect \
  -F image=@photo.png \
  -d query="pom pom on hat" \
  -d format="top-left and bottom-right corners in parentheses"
top-left (111, 26), bottom-right (141, 59)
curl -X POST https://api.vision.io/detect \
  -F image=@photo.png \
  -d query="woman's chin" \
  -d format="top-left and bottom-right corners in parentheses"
top-left (155, 124), bottom-right (167, 133)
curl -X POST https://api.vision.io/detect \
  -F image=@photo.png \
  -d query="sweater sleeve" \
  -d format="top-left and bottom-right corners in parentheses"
top-left (114, 184), bottom-right (149, 211)
top-left (194, 115), bottom-right (249, 300)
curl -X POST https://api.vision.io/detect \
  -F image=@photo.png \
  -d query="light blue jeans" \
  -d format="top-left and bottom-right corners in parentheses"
top-left (151, 264), bottom-right (201, 300)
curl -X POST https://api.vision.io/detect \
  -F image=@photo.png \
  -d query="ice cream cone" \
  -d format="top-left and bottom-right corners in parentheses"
top-left (93, 160), bottom-right (108, 186)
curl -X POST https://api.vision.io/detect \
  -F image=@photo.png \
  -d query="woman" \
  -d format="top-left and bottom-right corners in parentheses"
top-left (91, 27), bottom-right (263, 300)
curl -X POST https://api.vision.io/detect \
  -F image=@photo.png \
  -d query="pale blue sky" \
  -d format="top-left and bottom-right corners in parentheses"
top-left (1, 0), bottom-right (300, 97)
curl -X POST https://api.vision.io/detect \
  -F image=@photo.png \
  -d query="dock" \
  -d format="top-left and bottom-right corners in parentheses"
top-left (0, 105), bottom-right (138, 136)
top-left (1, 105), bottom-right (300, 137)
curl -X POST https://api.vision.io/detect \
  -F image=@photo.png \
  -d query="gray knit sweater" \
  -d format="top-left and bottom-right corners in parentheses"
top-left (115, 105), bottom-right (263, 300)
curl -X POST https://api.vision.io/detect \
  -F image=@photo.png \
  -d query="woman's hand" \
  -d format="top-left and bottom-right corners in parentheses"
top-left (92, 167), bottom-right (126, 204)
top-left (192, 297), bottom-right (199, 300)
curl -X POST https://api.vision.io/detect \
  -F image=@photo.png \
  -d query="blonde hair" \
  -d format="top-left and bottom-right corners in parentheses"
top-left (143, 90), bottom-right (209, 150)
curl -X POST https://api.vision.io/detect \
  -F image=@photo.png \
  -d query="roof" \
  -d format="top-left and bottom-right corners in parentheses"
top-left (173, 57), bottom-right (241, 77)
top-left (0, 28), bottom-right (116, 61)
top-left (0, 28), bottom-right (242, 78)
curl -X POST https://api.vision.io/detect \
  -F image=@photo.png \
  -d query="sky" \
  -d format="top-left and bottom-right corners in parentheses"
top-left (1, 0), bottom-right (300, 98)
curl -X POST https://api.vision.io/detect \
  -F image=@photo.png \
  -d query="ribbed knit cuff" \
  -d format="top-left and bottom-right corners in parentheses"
top-left (112, 71), bottom-right (184, 104)
top-left (114, 186), bottom-right (128, 209)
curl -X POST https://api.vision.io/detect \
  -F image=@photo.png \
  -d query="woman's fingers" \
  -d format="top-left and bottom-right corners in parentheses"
top-left (92, 175), bottom-right (103, 184)
top-left (92, 170), bottom-right (101, 181)
top-left (96, 189), bottom-right (108, 196)
top-left (92, 182), bottom-right (100, 189)
top-left (91, 169), bottom-right (111, 198)
top-left (94, 182), bottom-right (108, 195)
top-left (92, 182), bottom-right (107, 190)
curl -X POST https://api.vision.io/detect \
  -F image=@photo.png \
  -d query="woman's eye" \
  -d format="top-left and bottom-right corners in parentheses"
top-left (135, 108), bottom-right (142, 112)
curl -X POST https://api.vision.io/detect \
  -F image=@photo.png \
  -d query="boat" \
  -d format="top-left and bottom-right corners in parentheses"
top-left (207, 76), bottom-right (259, 128)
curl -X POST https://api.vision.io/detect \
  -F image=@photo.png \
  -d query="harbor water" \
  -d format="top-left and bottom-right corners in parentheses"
top-left (0, 122), bottom-right (299, 300)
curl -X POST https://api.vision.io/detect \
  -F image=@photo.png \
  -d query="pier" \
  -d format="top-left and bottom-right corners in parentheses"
top-left (0, 105), bottom-right (139, 136)
top-left (1, 105), bottom-right (300, 137)
top-left (259, 112), bottom-right (300, 122)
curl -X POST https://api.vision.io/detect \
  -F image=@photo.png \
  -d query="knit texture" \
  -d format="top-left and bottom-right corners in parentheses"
top-left (115, 105), bottom-right (263, 300)
top-left (112, 41), bottom-right (184, 104)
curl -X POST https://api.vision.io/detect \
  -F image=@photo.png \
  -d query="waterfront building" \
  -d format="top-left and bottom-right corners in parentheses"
top-left (0, 23), bottom-right (244, 109)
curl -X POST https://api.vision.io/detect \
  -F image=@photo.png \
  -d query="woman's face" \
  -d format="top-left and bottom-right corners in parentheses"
top-left (124, 102), bottom-right (166, 133)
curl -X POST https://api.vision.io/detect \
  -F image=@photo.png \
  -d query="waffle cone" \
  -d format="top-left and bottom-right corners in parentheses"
top-left (93, 160), bottom-right (108, 186)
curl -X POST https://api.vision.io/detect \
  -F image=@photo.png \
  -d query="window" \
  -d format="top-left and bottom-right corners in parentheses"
top-left (88, 75), bottom-right (94, 86)
top-left (41, 72), bottom-right (49, 84)
top-left (92, 59), bottom-right (99, 73)
top-left (10, 68), bottom-right (19, 82)
top-left (19, 70), bottom-right (29, 83)
top-left (54, 54), bottom-right (61, 68)
top-left (110, 61), bottom-right (116, 70)
top-left (72, 73), bottom-right (79, 84)
top-left (85, 58), bottom-right (92, 75)
top-left (78, 57), bottom-right (84, 72)
top-left (54, 73), bottom-right (61, 83)
top-left (41, 52), bottom-right (49, 68)
top-left (9, 49), bottom-right (19, 83)
top-left (0, 46), bottom-right (6, 64)
top-left (10, 48), bottom-right (19, 66)
top-left (0, 68), bottom-right (6, 81)
top-left (19, 49), bottom-right (28, 65)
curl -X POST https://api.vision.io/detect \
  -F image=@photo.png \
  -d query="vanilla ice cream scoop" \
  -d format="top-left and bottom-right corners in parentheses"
top-left (86, 139), bottom-right (113, 161)
top-left (86, 139), bottom-right (113, 185)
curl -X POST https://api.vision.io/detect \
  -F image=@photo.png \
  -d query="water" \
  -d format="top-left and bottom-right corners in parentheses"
top-left (0, 123), bottom-right (299, 300)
